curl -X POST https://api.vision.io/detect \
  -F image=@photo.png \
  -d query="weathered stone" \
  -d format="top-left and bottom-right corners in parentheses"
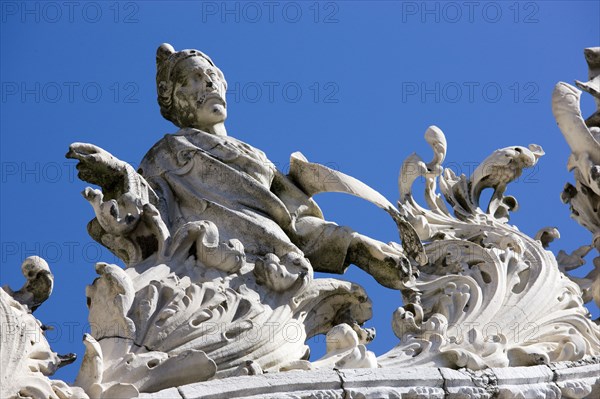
top-left (550, 357), bottom-right (600, 399)
top-left (492, 365), bottom-right (560, 398)
top-left (138, 387), bottom-right (183, 399)
top-left (379, 122), bottom-right (599, 370)
top-left (439, 368), bottom-right (493, 399)
top-left (340, 367), bottom-right (444, 398)
top-left (177, 369), bottom-right (342, 399)
top-left (3, 40), bottom-right (600, 399)
top-left (141, 361), bottom-right (600, 398)
top-left (553, 47), bottom-right (600, 312)
top-left (1, 258), bottom-right (88, 399)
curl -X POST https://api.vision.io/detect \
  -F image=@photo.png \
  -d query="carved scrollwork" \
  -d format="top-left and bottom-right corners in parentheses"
top-left (75, 213), bottom-right (376, 396)
top-left (378, 125), bottom-right (600, 370)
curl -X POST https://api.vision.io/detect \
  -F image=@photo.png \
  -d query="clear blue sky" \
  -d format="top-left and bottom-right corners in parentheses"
top-left (1, 1), bottom-right (599, 383)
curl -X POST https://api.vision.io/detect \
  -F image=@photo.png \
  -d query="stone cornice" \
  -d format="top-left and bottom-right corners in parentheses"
top-left (140, 357), bottom-right (600, 399)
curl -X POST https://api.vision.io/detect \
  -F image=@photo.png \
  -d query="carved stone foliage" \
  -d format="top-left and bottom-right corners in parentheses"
top-left (0, 257), bottom-right (87, 399)
top-left (552, 47), bottom-right (600, 314)
top-left (377, 126), bottom-right (600, 370)
top-left (72, 217), bottom-right (375, 397)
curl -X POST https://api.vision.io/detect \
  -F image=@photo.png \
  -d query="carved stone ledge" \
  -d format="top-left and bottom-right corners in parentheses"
top-left (439, 368), bottom-right (494, 398)
top-left (492, 365), bottom-right (559, 398)
top-left (550, 357), bottom-right (600, 399)
top-left (339, 367), bottom-right (445, 399)
top-left (173, 369), bottom-right (343, 399)
top-left (139, 357), bottom-right (600, 399)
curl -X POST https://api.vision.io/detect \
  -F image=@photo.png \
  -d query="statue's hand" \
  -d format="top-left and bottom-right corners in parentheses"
top-left (347, 234), bottom-right (415, 290)
top-left (66, 143), bottom-right (131, 191)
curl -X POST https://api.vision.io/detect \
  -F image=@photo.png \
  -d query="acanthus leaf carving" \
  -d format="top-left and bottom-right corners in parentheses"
top-left (75, 213), bottom-right (378, 395)
top-left (378, 123), bottom-right (600, 370)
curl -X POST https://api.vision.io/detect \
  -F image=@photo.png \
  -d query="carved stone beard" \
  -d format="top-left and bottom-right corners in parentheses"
top-left (173, 90), bottom-right (228, 131)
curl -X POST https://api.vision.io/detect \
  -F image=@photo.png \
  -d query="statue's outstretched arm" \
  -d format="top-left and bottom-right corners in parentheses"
top-left (66, 142), bottom-right (156, 203)
top-left (66, 143), bottom-right (167, 265)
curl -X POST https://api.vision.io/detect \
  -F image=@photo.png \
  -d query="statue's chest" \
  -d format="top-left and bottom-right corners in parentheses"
top-left (186, 133), bottom-right (276, 188)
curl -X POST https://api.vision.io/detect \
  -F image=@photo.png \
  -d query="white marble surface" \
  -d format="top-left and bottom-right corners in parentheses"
top-left (139, 359), bottom-right (600, 399)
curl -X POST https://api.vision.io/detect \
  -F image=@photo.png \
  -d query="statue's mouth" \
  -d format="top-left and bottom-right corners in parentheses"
top-left (197, 92), bottom-right (226, 108)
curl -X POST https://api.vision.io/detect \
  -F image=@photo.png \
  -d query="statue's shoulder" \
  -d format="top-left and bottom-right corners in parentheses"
top-left (139, 130), bottom-right (193, 176)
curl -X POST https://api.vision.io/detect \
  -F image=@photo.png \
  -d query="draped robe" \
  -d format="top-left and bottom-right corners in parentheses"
top-left (138, 128), bottom-right (353, 273)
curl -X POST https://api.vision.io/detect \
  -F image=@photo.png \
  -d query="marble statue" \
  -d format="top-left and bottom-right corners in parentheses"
top-left (66, 43), bottom-right (423, 290)
top-left (56, 43), bottom-right (427, 397)
top-left (2, 45), bottom-right (600, 399)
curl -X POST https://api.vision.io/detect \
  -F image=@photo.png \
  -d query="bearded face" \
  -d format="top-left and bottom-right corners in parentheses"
top-left (171, 56), bottom-right (228, 129)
